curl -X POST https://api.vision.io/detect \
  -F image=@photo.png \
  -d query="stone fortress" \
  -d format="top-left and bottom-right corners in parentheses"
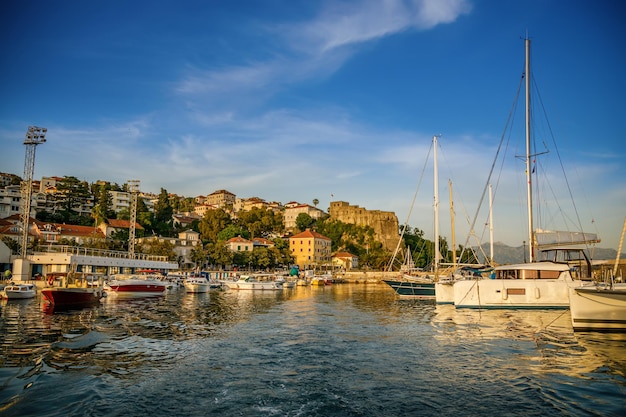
top-left (328, 201), bottom-right (400, 252)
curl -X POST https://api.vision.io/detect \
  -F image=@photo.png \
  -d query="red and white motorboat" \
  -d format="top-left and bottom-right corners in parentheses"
top-left (104, 273), bottom-right (167, 297)
top-left (41, 272), bottom-right (105, 307)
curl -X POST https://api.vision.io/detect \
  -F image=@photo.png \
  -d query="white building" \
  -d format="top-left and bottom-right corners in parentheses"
top-left (283, 203), bottom-right (326, 230)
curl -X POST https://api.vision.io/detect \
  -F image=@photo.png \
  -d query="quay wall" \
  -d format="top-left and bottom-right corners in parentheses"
top-left (334, 271), bottom-right (400, 283)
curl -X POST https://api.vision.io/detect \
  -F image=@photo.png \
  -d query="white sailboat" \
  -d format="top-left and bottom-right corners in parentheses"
top-left (382, 135), bottom-right (441, 299)
top-left (453, 38), bottom-right (598, 309)
top-left (568, 218), bottom-right (626, 331)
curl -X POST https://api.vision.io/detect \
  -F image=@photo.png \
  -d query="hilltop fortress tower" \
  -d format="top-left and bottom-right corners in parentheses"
top-left (328, 201), bottom-right (400, 252)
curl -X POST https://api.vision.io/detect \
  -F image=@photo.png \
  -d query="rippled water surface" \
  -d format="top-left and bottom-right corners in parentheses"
top-left (1, 284), bottom-right (625, 416)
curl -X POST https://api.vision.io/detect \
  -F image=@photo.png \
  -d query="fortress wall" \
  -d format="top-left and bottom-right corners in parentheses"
top-left (329, 201), bottom-right (400, 252)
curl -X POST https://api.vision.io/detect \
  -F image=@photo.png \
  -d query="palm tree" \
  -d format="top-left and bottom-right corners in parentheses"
top-left (312, 198), bottom-right (319, 207)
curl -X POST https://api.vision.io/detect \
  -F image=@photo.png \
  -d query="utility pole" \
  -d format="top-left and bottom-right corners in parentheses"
top-left (20, 126), bottom-right (47, 259)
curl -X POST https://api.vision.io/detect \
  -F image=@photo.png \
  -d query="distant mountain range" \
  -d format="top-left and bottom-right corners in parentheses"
top-left (473, 242), bottom-right (624, 265)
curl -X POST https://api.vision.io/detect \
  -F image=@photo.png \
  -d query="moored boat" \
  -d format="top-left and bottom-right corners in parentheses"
top-left (184, 276), bottom-right (211, 293)
top-left (569, 218), bottom-right (626, 331)
top-left (569, 282), bottom-right (626, 332)
top-left (227, 274), bottom-right (284, 290)
top-left (104, 274), bottom-right (167, 297)
top-left (310, 277), bottom-right (325, 286)
top-left (434, 280), bottom-right (454, 304)
top-left (452, 39), bottom-right (599, 309)
top-left (311, 273), bottom-right (333, 286)
top-left (383, 135), bottom-right (443, 300)
top-left (41, 272), bottom-right (105, 307)
top-left (3, 283), bottom-right (37, 299)
top-left (454, 256), bottom-right (582, 309)
top-left (383, 275), bottom-right (435, 299)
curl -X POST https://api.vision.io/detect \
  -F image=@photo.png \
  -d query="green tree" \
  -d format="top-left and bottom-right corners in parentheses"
top-left (190, 246), bottom-right (208, 269)
top-left (2, 236), bottom-right (20, 254)
top-left (135, 238), bottom-right (177, 261)
top-left (56, 176), bottom-right (92, 215)
top-left (199, 209), bottom-right (232, 243)
top-left (249, 247), bottom-right (274, 270)
top-left (135, 198), bottom-right (155, 235)
top-left (217, 224), bottom-right (250, 241)
top-left (271, 238), bottom-right (294, 267)
top-left (205, 241), bottom-right (234, 269)
top-left (109, 229), bottom-right (130, 251)
top-left (237, 207), bottom-right (283, 238)
top-left (152, 188), bottom-right (174, 236)
top-left (171, 196), bottom-right (196, 213)
top-left (232, 251), bottom-right (251, 269)
top-left (92, 185), bottom-right (114, 225)
top-left (295, 213), bottom-right (314, 232)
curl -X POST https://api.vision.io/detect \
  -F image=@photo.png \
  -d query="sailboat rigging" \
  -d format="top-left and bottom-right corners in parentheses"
top-left (453, 37), bottom-right (599, 309)
top-left (382, 135), bottom-right (443, 299)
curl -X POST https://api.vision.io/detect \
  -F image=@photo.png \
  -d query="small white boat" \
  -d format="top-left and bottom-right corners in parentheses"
top-left (184, 276), bottom-right (211, 293)
top-left (3, 283), bottom-right (37, 299)
top-left (227, 274), bottom-right (283, 291)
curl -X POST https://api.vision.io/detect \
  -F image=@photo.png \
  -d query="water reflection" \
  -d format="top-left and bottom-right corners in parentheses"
top-left (1, 285), bottom-right (625, 417)
top-left (432, 304), bottom-right (626, 378)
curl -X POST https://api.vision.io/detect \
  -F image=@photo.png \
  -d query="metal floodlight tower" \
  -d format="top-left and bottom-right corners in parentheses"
top-left (20, 126), bottom-right (47, 259)
top-left (127, 179), bottom-right (140, 257)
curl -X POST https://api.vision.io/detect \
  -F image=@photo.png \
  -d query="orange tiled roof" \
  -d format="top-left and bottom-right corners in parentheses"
top-left (333, 251), bottom-right (357, 258)
top-left (106, 219), bottom-right (144, 229)
top-left (226, 236), bottom-right (252, 243)
top-left (252, 237), bottom-right (273, 245)
top-left (55, 224), bottom-right (105, 238)
top-left (290, 230), bottom-right (330, 240)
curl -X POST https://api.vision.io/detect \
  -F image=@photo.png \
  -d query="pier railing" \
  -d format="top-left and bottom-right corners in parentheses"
top-left (34, 245), bottom-right (169, 262)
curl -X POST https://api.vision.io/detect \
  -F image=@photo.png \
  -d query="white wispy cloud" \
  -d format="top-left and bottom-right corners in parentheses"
top-left (294, 0), bottom-right (472, 53)
top-left (174, 0), bottom-right (472, 112)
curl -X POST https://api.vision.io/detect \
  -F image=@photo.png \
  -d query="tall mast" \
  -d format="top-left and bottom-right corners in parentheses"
top-left (525, 38), bottom-right (534, 262)
top-left (489, 183), bottom-right (494, 264)
top-left (433, 135), bottom-right (440, 278)
top-left (449, 179), bottom-right (456, 270)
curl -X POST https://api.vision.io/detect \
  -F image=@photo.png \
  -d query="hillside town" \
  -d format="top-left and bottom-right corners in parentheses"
top-left (0, 172), bottom-right (407, 275)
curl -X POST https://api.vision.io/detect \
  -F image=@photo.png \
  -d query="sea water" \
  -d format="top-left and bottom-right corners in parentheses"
top-left (1, 284), bottom-right (625, 416)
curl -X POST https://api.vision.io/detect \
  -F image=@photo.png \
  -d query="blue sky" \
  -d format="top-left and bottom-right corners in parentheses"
top-left (1, 0), bottom-right (625, 251)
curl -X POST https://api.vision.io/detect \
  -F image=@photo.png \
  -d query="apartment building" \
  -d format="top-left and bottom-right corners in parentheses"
top-left (289, 229), bottom-right (332, 269)
top-left (205, 189), bottom-right (236, 209)
top-left (283, 203), bottom-right (326, 230)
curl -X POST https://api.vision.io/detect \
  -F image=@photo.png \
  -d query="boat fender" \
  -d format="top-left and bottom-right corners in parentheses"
top-left (47, 276), bottom-right (55, 286)
top-left (535, 288), bottom-right (540, 299)
top-left (502, 289), bottom-right (508, 300)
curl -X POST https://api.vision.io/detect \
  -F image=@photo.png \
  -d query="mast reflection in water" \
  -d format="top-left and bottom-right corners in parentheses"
top-left (1, 284), bottom-right (625, 416)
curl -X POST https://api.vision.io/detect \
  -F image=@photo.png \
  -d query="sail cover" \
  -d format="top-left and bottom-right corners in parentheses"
top-left (535, 229), bottom-right (600, 247)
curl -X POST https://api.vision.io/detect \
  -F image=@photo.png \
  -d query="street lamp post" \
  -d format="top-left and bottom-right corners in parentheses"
top-left (20, 126), bottom-right (47, 259)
